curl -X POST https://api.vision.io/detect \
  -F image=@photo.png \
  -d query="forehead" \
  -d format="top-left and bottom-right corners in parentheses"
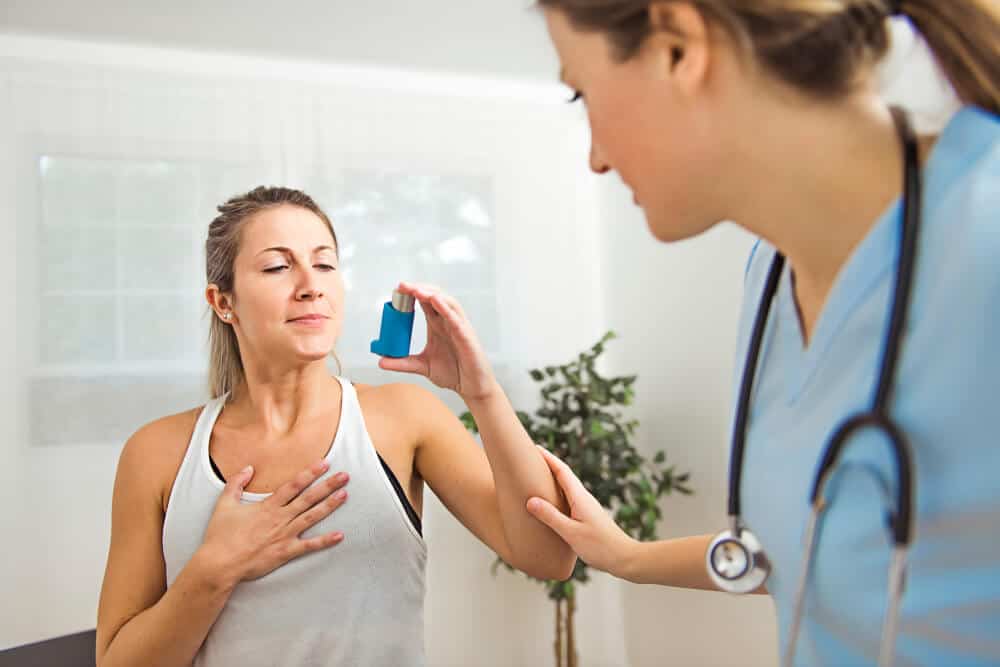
top-left (543, 8), bottom-right (618, 78)
top-left (239, 205), bottom-right (336, 252)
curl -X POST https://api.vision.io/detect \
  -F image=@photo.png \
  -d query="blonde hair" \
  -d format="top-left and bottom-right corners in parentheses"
top-left (205, 186), bottom-right (342, 400)
top-left (538, 0), bottom-right (1000, 115)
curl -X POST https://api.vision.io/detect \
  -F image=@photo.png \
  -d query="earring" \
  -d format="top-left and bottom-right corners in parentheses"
top-left (222, 312), bottom-right (232, 321)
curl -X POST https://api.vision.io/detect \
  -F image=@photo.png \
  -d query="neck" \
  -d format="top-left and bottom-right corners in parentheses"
top-left (229, 359), bottom-right (339, 437)
top-left (728, 95), bottom-right (926, 341)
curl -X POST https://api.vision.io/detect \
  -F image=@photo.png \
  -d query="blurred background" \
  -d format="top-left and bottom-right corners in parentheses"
top-left (0, 1), bottom-right (957, 665)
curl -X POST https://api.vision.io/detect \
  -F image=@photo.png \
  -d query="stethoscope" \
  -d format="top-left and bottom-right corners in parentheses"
top-left (706, 106), bottom-right (920, 667)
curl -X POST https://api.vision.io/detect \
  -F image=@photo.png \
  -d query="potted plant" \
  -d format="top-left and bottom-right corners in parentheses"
top-left (460, 331), bottom-right (693, 667)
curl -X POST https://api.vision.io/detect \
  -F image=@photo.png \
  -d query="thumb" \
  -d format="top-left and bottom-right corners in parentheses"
top-left (526, 497), bottom-right (577, 542)
top-left (225, 465), bottom-right (254, 501)
top-left (378, 355), bottom-right (426, 376)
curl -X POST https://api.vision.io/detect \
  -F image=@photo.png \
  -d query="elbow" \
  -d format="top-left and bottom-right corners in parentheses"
top-left (550, 554), bottom-right (578, 582)
top-left (95, 634), bottom-right (109, 667)
top-left (519, 550), bottom-right (577, 582)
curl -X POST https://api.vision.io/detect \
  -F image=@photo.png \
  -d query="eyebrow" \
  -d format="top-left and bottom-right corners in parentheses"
top-left (256, 245), bottom-right (337, 257)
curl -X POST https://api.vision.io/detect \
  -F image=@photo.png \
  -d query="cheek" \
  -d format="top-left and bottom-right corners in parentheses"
top-left (237, 276), bottom-right (286, 323)
top-left (326, 275), bottom-right (346, 328)
top-left (327, 273), bottom-right (345, 305)
top-left (590, 83), bottom-right (664, 183)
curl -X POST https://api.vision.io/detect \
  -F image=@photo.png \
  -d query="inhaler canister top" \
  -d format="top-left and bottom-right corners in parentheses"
top-left (392, 290), bottom-right (415, 313)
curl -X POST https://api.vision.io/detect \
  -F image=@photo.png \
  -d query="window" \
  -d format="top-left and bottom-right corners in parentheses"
top-left (26, 156), bottom-right (497, 446)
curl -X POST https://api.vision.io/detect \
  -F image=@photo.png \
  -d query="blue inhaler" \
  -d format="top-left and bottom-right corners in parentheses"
top-left (371, 290), bottom-right (416, 358)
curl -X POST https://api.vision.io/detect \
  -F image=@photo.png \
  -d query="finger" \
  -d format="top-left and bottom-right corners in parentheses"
top-left (427, 294), bottom-right (478, 350)
top-left (397, 281), bottom-right (443, 299)
top-left (537, 446), bottom-right (590, 500)
top-left (419, 300), bottom-right (453, 341)
top-left (287, 488), bottom-right (349, 536)
top-left (267, 460), bottom-right (330, 507)
top-left (378, 355), bottom-right (427, 375)
top-left (399, 283), bottom-right (466, 320)
top-left (398, 285), bottom-right (451, 325)
top-left (291, 530), bottom-right (345, 558)
top-left (414, 294), bottom-right (447, 327)
top-left (526, 497), bottom-right (579, 542)
top-left (284, 471), bottom-right (349, 518)
top-left (434, 291), bottom-right (467, 319)
top-left (224, 465), bottom-right (255, 501)
top-left (430, 294), bottom-right (463, 328)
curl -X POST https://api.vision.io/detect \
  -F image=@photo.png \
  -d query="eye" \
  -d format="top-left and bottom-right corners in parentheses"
top-left (263, 265), bottom-right (289, 273)
top-left (315, 264), bottom-right (337, 271)
top-left (567, 90), bottom-right (583, 104)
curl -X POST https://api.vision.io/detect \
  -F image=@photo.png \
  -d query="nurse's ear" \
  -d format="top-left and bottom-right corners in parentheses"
top-left (644, 2), bottom-right (712, 98)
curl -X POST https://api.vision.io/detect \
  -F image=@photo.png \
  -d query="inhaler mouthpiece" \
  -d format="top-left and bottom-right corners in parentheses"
top-left (371, 289), bottom-right (415, 358)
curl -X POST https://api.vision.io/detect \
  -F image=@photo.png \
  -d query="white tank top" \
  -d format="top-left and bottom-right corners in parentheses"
top-left (162, 377), bottom-right (427, 666)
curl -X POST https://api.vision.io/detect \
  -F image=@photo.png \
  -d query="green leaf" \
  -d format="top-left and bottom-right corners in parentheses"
top-left (484, 332), bottom-right (693, 601)
top-left (459, 412), bottom-right (478, 433)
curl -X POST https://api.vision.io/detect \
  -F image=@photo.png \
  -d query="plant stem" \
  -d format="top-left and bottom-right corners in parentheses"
top-left (568, 594), bottom-right (578, 667)
top-left (555, 598), bottom-right (563, 667)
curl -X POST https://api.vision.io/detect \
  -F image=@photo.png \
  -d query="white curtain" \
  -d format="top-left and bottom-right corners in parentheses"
top-left (0, 34), bottom-right (628, 666)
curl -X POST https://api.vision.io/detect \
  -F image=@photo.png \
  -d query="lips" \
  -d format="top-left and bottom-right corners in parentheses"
top-left (288, 314), bottom-right (329, 323)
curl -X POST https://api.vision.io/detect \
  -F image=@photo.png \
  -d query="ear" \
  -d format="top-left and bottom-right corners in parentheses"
top-left (206, 284), bottom-right (233, 320)
top-left (645, 2), bottom-right (711, 96)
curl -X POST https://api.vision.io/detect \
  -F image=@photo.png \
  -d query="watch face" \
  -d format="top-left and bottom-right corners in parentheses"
top-left (711, 539), bottom-right (750, 580)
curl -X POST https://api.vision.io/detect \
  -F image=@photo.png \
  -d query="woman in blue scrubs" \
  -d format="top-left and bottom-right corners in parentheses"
top-left (387, 0), bottom-right (1000, 664)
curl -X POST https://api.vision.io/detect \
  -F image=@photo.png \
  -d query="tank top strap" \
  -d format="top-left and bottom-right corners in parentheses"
top-left (330, 376), bottom-right (367, 461)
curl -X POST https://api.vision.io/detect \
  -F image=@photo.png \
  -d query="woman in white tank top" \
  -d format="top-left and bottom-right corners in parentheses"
top-left (95, 186), bottom-right (577, 667)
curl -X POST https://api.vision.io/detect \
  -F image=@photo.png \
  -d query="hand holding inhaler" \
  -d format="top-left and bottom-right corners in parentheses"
top-left (372, 282), bottom-right (499, 401)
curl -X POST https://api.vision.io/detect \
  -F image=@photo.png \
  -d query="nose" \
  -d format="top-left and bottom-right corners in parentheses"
top-left (589, 139), bottom-right (611, 175)
top-left (296, 269), bottom-right (324, 301)
top-left (297, 287), bottom-right (322, 301)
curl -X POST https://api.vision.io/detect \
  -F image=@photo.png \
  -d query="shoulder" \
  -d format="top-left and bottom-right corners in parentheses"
top-left (926, 107), bottom-right (1000, 242)
top-left (354, 381), bottom-right (445, 420)
top-left (117, 407), bottom-right (203, 513)
top-left (922, 109), bottom-right (1000, 299)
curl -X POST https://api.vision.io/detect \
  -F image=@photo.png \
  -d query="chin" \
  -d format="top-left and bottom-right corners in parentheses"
top-left (644, 208), bottom-right (715, 244)
top-left (289, 339), bottom-right (337, 363)
top-left (298, 346), bottom-right (335, 362)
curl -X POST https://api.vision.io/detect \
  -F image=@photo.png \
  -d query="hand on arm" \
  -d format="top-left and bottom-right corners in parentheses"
top-left (527, 448), bottom-right (731, 591)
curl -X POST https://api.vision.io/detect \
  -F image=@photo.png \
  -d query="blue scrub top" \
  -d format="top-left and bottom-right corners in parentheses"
top-left (737, 106), bottom-right (1000, 666)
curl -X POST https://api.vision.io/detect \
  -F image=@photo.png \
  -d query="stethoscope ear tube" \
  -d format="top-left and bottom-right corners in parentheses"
top-left (725, 254), bottom-right (785, 520)
top-left (810, 412), bottom-right (915, 546)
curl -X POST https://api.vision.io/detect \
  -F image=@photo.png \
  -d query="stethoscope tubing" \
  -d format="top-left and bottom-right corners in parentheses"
top-left (716, 107), bottom-right (922, 667)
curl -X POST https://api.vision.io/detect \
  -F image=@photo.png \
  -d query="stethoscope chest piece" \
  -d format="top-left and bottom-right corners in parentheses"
top-left (707, 525), bottom-right (771, 594)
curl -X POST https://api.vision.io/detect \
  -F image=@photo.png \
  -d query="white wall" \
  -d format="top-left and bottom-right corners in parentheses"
top-left (0, 0), bottom-right (557, 82)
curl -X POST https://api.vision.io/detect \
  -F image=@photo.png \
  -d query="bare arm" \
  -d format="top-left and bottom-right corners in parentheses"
top-left (404, 384), bottom-right (576, 581)
top-left (97, 418), bottom-right (351, 667)
top-left (618, 534), bottom-right (718, 588)
top-left (96, 421), bottom-right (238, 667)
top-left (463, 385), bottom-right (576, 578)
